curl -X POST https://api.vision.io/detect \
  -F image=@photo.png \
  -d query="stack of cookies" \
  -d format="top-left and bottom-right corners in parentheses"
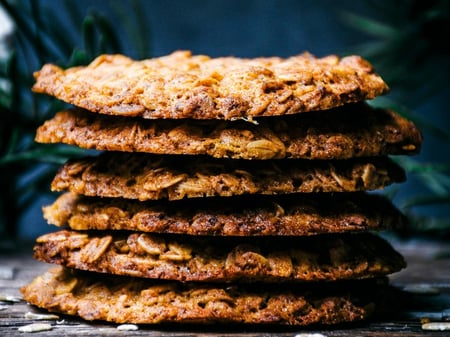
top-left (21, 51), bottom-right (422, 326)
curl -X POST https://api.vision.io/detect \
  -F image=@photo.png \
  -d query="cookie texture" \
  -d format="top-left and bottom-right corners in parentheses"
top-left (21, 266), bottom-right (385, 325)
top-left (33, 230), bottom-right (406, 282)
top-left (50, 153), bottom-right (406, 200)
top-left (32, 51), bottom-right (389, 120)
top-left (35, 103), bottom-right (422, 160)
top-left (43, 192), bottom-right (406, 236)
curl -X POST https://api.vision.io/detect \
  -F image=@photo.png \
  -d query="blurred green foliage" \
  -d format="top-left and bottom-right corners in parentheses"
top-left (342, 0), bottom-right (450, 236)
top-left (0, 0), bottom-right (449, 249)
top-left (0, 0), bottom-right (152, 248)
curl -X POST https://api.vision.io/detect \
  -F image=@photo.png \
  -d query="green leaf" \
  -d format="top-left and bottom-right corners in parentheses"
top-left (340, 11), bottom-right (399, 38)
top-left (416, 172), bottom-right (450, 196)
top-left (67, 49), bottom-right (88, 67)
top-left (82, 14), bottom-right (96, 60)
top-left (402, 194), bottom-right (450, 210)
top-left (93, 13), bottom-right (123, 54)
top-left (111, 0), bottom-right (152, 58)
top-left (406, 213), bottom-right (450, 233)
top-left (0, 146), bottom-right (87, 166)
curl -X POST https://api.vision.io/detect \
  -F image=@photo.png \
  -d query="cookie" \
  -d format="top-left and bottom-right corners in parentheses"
top-left (50, 152), bottom-right (406, 200)
top-left (43, 192), bottom-right (406, 236)
top-left (32, 50), bottom-right (389, 120)
top-left (35, 103), bottom-right (422, 160)
top-left (33, 230), bottom-right (405, 282)
top-left (21, 266), bottom-right (386, 325)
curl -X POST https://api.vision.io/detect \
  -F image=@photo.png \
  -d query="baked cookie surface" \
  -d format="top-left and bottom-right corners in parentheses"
top-left (50, 153), bottom-right (406, 200)
top-left (33, 230), bottom-right (405, 283)
top-left (21, 266), bottom-right (385, 325)
top-left (44, 192), bottom-right (406, 236)
top-left (35, 103), bottom-right (422, 160)
top-left (32, 51), bottom-right (389, 120)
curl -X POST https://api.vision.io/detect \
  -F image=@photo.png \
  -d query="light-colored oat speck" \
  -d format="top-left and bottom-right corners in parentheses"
top-left (24, 311), bottom-right (60, 320)
top-left (294, 334), bottom-right (327, 337)
top-left (422, 322), bottom-right (450, 331)
top-left (403, 283), bottom-right (440, 295)
top-left (0, 294), bottom-right (21, 302)
top-left (0, 304), bottom-right (8, 310)
top-left (117, 324), bottom-right (139, 331)
top-left (18, 323), bottom-right (53, 332)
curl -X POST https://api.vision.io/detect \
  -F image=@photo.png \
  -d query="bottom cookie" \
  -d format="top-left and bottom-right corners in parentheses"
top-left (21, 266), bottom-right (386, 325)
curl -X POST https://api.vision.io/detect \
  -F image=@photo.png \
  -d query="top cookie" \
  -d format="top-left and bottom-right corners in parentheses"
top-left (32, 51), bottom-right (389, 120)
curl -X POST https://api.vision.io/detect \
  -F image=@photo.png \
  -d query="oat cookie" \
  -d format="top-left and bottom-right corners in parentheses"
top-left (32, 51), bottom-right (389, 120)
top-left (21, 266), bottom-right (386, 325)
top-left (44, 192), bottom-right (406, 236)
top-left (50, 152), bottom-right (406, 200)
top-left (33, 230), bottom-right (406, 282)
top-left (35, 103), bottom-right (422, 159)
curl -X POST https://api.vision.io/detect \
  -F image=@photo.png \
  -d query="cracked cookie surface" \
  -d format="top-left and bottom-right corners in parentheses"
top-left (35, 103), bottom-right (422, 159)
top-left (43, 192), bottom-right (406, 236)
top-left (50, 153), bottom-right (406, 200)
top-left (33, 230), bottom-right (406, 283)
top-left (21, 266), bottom-right (385, 325)
top-left (32, 50), bottom-right (389, 120)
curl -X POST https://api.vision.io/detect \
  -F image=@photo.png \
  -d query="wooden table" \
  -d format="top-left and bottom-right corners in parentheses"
top-left (1, 237), bottom-right (449, 336)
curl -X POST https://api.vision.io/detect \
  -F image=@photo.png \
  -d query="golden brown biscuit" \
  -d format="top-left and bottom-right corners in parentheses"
top-left (50, 153), bottom-right (406, 200)
top-left (32, 51), bottom-right (389, 120)
top-left (35, 103), bottom-right (422, 160)
top-left (21, 266), bottom-right (386, 325)
top-left (33, 230), bottom-right (405, 283)
top-left (43, 192), bottom-right (406, 236)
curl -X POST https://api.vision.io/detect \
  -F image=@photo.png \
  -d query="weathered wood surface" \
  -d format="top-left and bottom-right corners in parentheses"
top-left (1, 237), bottom-right (449, 336)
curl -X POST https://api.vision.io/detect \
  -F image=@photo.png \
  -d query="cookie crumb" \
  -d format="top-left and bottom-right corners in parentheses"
top-left (18, 323), bottom-right (52, 332)
top-left (25, 311), bottom-right (60, 320)
top-left (117, 324), bottom-right (139, 331)
top-left (422, 322), bottom-right (450, 331)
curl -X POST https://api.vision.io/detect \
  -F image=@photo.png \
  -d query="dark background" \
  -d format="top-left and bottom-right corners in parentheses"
top-left (1, 0), bottom-right (449, 244)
